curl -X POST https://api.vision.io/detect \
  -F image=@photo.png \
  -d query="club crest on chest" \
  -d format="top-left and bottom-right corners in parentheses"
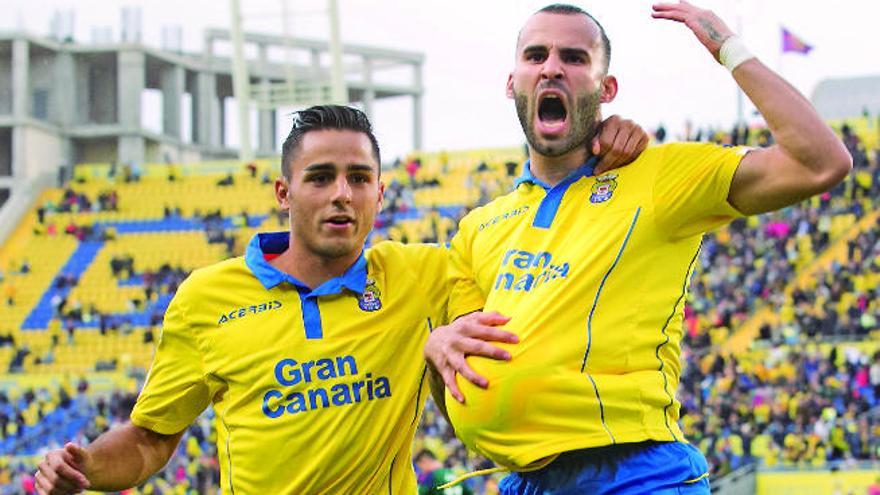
top-left (358, 278), bottom-right (382, 312)
top-left (590, 173), bottom-right (618, 204)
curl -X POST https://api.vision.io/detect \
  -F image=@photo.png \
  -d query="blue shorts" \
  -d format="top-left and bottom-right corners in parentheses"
top-left (498, 441), bottom-right (710, 495)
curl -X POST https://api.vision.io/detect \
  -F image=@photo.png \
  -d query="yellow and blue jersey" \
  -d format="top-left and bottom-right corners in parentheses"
top-left (446, 142), bottom-right (749, 471)
top-left (131, 232), bottom-right (448, 494)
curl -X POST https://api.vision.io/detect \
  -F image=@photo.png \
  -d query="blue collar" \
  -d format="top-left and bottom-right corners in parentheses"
top-left (513, 157), bottom-right (598, 191)
top-left (244, 232), bottom-right (368, 295)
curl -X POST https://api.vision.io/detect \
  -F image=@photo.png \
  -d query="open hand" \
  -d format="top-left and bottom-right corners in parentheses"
top-left (424, 311), bottom-right (518, 403)
top-left (35, 443), bottom-right (91, 495)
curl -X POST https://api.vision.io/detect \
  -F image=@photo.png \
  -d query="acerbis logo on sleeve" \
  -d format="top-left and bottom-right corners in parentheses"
top-left (478, 205), bottom-right (530, 231)
top-left (218, 300), bottom-right (282, 325)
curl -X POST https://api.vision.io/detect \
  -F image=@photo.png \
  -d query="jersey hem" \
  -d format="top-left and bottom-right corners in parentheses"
top-left (495, 429), bottom-right (686, 472)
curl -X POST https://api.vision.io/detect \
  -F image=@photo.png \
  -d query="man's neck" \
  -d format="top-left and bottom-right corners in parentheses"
top-left (269, 240), bottom-right (361, 290)
top-left (527, 146), bottom-right (591, 187)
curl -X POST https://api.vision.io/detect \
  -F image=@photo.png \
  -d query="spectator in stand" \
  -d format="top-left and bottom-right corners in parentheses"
top-left (655, 123), bottom-right (667, 143)
top-left (216, 173), bottom-right (235, 187)
top-left (406, 157), bottom-right (421, 185)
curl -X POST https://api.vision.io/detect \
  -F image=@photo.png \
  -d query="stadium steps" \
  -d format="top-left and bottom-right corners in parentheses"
top-left (21, 241), bottom-right (104, 330)
top-left (0, 396), bottom-right (91, 455)
top-left (723, 207), bottom-right (880, 354)
top-left (19, 214), bottom-right (267, 330)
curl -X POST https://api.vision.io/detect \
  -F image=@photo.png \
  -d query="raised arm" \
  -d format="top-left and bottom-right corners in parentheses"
top-left (36, 423), bottom-right (182, 494)
top-left (652, 1), bottom-right (851, 215)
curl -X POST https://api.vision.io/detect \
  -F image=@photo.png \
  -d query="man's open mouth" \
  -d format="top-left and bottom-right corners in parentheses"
top-left (538, 94), bottom-right (568, 124)
top-left (325, 215), bottom-right (354, 226)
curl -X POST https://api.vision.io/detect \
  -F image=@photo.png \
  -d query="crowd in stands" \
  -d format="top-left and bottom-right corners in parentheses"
top-left (38, 188), bottom-right (120, 218)
top-left (53, 258), bottom-right (187, 337)
top-left (678, 344), bottom-right (880, 477)
top-left (32, 187), bottom-right (121, 239)
top-left (0, 118), bottom-right (878, 493)
top-left (683, 121), bottom-right (879, 351)
top-left (0, 383), bottom-right (220, 495)
top-left (764, 222), bottom-right (880, 343)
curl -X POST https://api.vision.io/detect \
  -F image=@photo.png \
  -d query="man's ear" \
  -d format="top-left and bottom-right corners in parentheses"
top-left (600, 75), bottom-right (618, 104)
top-left (275, 176), bottom-right (291, 210)
top-left (377, 181), bottom-right (385, 212)
top-left (506, 73), bottom-right (515, 99)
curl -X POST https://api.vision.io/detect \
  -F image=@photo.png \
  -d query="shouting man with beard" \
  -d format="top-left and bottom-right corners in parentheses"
top-left (425, 2), bottom-right (851, 494)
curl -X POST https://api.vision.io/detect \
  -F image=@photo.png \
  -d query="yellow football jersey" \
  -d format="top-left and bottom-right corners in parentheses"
top-left (446, 142), bottom-right (748, 471)
top-left (131, 233), bottom-right (448, 494)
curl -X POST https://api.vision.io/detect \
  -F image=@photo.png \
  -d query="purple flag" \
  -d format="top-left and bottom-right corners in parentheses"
top-left (782, 27), bottom-right (813, 54)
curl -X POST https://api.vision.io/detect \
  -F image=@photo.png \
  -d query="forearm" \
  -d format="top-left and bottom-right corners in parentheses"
top-left (84, 422), bottom-right (182, 490)
top-left (732, 58), bottom-right (848, 176)
top-left (427, 366), bottom-right (451, 425)
top-left (653, 2), bottom-right (851, 214)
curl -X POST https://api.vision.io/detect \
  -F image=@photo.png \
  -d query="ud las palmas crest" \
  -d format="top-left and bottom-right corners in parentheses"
top-left (358, 277), bottom-right (382, 312)
top-left (590, 173), bottom-right (618, 204)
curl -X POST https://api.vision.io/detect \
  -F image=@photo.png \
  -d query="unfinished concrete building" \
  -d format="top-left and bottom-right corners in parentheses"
top-left (0, 28), bottom-right (424, 223)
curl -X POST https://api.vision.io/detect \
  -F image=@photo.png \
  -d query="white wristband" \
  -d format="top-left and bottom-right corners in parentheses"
top-left (719, 35), bottom-right (755, 72)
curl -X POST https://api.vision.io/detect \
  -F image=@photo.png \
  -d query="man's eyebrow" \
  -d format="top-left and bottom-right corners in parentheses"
top-left (521, 45), bottom-right (591, 57)
top-left (347, 164), bottom-right (376, 173)
top-left (522, 44), bottom-right (548, 53)
top-left (303, 163), bottom-right (337, 173)
top-left (302, 163), bottom-right (376, 173)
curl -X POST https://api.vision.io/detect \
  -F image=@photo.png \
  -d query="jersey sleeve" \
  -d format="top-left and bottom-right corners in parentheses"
top-left (399, 243), bottom-right (451, 324)
top-left (652, 142), bottom-right (749, 239)
top-left (130, 279), bottom-right (214, 434)
top-left (447, 213), bottom-right (487, 322)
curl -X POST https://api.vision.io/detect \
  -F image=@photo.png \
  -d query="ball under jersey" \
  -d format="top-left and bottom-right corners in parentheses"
top-left (131, 233), bottom-right (448, 494)
top-left (445, 142), bottom-right (750, 471)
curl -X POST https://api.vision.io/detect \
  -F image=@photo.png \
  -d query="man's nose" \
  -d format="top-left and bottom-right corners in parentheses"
top-left (540, 53), bottom-right (564, 80)
top-left (332, 177), bottom-right (352, 203)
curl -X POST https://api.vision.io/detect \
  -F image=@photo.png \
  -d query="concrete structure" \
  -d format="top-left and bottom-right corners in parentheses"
top-left (811, 75), bottom-right (880, 121)
top-left (0, 29), bottom-right (424, 216)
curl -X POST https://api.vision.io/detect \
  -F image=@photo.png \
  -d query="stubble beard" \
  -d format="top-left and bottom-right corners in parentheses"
top-left (291, 215), bottom-right (362, 261)
top-left (311, 237), bottom-right (357, 259)
top-left (515, 88), bottom-right (602, 158)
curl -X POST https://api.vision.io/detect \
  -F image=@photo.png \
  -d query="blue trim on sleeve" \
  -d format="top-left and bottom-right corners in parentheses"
top-left (514, 158), bottom-right (598, 229)
top-left (244, 232), bottom-right (368, 339)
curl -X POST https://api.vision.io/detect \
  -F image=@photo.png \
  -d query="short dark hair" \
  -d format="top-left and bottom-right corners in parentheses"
top-left (280, 105), bottom-right (381, 179)
top-left (533, 4), bottom-right (612, 72)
